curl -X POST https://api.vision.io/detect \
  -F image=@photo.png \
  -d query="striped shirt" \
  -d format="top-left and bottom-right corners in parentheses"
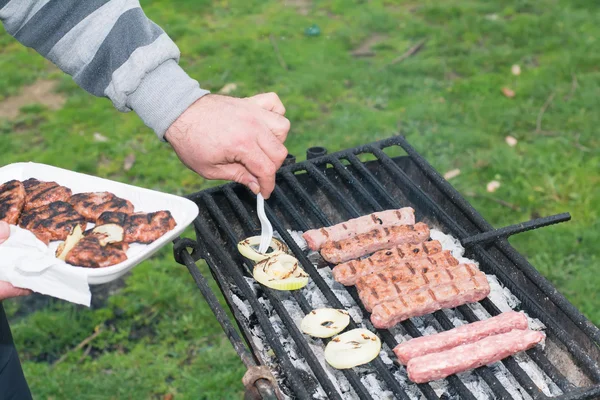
top-left (0, 0), bottom-right (210, 140)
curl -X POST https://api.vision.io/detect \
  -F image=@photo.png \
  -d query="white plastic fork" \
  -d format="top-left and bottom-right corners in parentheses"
top-left (257, 193), bottom-right (273, 254)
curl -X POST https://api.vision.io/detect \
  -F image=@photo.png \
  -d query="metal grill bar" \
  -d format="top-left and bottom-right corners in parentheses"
top-left (461, 213), bottom-right (572, 247)
top-left (329, 158), bottom-right (384, 211)
top-left (221, 188), bottom-right (375, 400)
top-left (345, 153), bottom-right (399, 208)
top-left (393, 135), bottom-right (600, 346)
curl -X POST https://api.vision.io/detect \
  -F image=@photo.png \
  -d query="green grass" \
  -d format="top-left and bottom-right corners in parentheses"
top-left (0, 0), bottom-right (598, 398)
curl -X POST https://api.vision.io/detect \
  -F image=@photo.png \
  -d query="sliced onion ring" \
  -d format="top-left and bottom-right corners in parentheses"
top-left (301, 308), bottom-right (350, 338)
top-left (237, 236), bottom-right (289, 262)
top-left (325, 328), bottom-right (381, 369)
top-left (253, 253), bottom-right (309, 291)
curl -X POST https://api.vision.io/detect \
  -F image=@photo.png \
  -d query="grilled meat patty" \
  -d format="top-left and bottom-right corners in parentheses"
top-left (65, 234), bottom-right (127, 268)
top-left (97, 210), bottom-right (176, 243)
top-left (0, 180), bottom-right (26, 224)
top-left (68, 191), bottom-right (134, 221)
top-left (18, 201), bottom-right (86, 244)
top-left (22, 178), bottom-right (72, 211)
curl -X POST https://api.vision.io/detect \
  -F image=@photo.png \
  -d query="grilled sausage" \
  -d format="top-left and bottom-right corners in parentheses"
top-left (355, 250), bottom-right (458, 291)
top-left (370, 273), bottom-right (490, 329)
top-left (393, 311), bottom-right (529, 365)
top-left (302, 208), bottom-right (415, 251)
top-left (359, 263), bottom-right (480, 312)
top-left (321, 222), bottom-right (430, 264)
top-left (406, 329), bottom-right (545, 383)
top-left (332, 240), bottom-right (443, 286)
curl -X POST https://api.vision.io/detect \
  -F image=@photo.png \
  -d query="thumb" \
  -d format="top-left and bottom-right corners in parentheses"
top-left (219, 164), bottom-right (261, 195)
top-left (0, 222), bottom-right (10, 245)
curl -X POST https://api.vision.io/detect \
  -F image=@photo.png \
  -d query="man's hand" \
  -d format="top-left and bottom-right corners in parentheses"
top-left (0, 221), bottom-right (32, 301)
top-left (164, 93), bottom-right (291, 199)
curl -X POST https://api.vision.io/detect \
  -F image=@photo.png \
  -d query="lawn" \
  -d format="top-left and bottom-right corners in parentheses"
top-left (0, 0), bottom-right (598, 399)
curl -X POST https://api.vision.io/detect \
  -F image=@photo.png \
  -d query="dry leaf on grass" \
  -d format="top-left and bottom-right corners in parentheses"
top-left (219, 83), bottom-right (237, 94)
top-left (443, 169), bottom-right (461, 180)
top-left (505, 136), bottom-right (518, 147)
top-left (487, 180), bottom-right (501, 193)
top-left (123, 154), bottom-right (136, 171)
top-left (501, 87), bottom-right (515, 98)
top-left (511, 65), bottom-right (521, 76)
top-left (93, 132), bottom-right (108, 142)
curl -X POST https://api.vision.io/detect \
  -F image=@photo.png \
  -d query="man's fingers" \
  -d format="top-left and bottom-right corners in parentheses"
top-left (258, 130), bottom-right (288, 170)
top-left (0, 281), bottom-right (31, 301)
top-left (0, 221), bottom-right (10, 245)
top-left (218, 164), bottom-right (261, 195)
top-left (247, 92), bottom-right (286, 115)
top-left (240, 146), bottom-right (278, 198)
top-left (261, 110), bottom-right (291, 143)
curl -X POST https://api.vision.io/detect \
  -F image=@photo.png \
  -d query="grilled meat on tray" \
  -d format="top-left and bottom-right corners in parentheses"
top-left (0, 180), bottom-right (26, 224)
top-left (97, 210), bottom-right (176, 243)
top-left (18, 201), bottom-right (86, 244)
top-left (68, 191), bottom-right (134, 222)
top-left (65, 234), bottom-right (127, 268)
top-left (22, 178), bottom-right (72, 211)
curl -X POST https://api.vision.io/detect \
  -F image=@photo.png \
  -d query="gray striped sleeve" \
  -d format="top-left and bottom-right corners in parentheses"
top-left (0, 0), bottom-right (209, 140)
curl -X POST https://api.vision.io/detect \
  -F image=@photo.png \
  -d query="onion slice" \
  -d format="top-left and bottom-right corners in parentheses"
top-left (325, 328), bottom-right (381, 369)
top-left (301, 308), bottom-right (350, 338)
top-left (237, 236), bottom-right (289, 262)
top-left (253, 253), bottom-right (309, 291)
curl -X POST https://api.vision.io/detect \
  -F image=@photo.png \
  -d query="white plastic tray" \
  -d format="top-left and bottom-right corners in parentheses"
top-left (0, 162), bottom-right (199, 285)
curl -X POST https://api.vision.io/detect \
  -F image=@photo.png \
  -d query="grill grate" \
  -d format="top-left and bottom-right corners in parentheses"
top-left (174, 135), bottom-right (600, 400)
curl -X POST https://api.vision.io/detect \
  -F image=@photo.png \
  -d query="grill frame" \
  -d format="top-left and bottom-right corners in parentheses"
top-left (173, 135), bottom-right (600, 400)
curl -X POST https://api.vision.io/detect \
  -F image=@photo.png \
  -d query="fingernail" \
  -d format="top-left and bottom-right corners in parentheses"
top-left (249, 181), bottom-right (260, 195)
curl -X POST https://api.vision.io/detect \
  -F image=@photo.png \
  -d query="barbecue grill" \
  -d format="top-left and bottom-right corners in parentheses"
top-left (172, 135), bottom-right (600, 400)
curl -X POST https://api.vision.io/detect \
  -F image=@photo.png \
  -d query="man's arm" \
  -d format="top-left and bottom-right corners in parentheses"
top-left (0, 0), bottom-right (209, 140)
top-left (0, 0), bottom-right (291, 198)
